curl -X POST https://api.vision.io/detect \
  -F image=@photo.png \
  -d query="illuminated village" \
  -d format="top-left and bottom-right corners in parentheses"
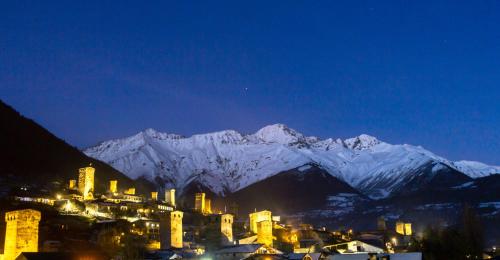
top-left (0, 165), bottom-right (426, 260)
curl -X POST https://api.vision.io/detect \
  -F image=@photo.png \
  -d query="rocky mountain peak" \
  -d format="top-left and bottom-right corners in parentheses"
top-left (252, 123), bottom-right (306, 144)
top-left (344, 134), bottom-right (381, 150)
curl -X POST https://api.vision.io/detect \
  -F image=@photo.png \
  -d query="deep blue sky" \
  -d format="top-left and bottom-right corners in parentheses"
top-left (1, 1), bottom-right (499, 164)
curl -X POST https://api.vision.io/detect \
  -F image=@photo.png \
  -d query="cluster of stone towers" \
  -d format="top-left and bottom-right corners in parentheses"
top-left (69, 166), bottom-right (139, 200)
top-left (68, 165), bottom-right (96, 200)
top-left (0, 191), bottom-right (239, 258)
top-left (3, 209), bottom-right (41, 260)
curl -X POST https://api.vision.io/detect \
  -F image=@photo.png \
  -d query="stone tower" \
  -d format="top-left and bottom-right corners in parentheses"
top-left (109, 180), bottom-right (117, 193)
top-left (395, 221), bottom-right (412, 235)
top-left (404, 223), bottom-right (412, 235)
top-left (151, 191), bottom-right (158, 201)
top-left (194, 193), bottom-right (206, 213)
top-left (159, 211), bottom-right (183, 249)
top-left (78, 166), bottom-right (95, 200)
top-left (124, 187), bottom-right (135, 195)
top-left (205, 198), bottom-right (212, 214)
top-left (257, 220), bottom-right (273, 247)
top-left (249, 210), bottom-right (272, 234)
top-left (220, 214), bottom-right (234, 245)
top-left (165, 189), bottom-right (176, 207)
top-left (206, 214), bottom-right (234, 246)
top-left (395, 221), bottom-right (405, 235)
top-left (3, 209), bottom-right (41, 260)
top-left (68, 179), bottom-right (76, 190)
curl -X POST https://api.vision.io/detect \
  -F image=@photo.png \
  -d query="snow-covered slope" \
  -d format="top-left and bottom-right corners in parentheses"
top-left (449, 160), bottom-right (500, 178)
top-left (84, 124), bottom-right (499, 198)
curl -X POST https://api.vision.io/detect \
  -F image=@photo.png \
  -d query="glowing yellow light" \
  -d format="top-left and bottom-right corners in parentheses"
top-left (4, 209), bottom-right (41, 260)
top-left (64, 204), bottom-right (70, 211)
top-left (56, 194), bottom-right (62, 200)
top-left (195, 248), bottom-right (205, 255)
top-left (78, 166), bottom-right (95, 200)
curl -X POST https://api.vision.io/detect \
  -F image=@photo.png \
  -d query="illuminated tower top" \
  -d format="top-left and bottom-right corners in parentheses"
top-left (165, 189), bottom-right (176, 207)
top-left (124, 187), bottom-right (136, 195)
top-left (194, 193), bottom-right (206, 213)
top-left (78, 166), bottom-right (95, 200)
top-left (109, 180), bottom-right (118, 193)
top-left (249, 210), bottom-right (272, 234)
top-left (4, 209), bottom-right (41, 260)
top-left (151, 191), bottom-right (158, 201)
top-left (257, 220), bottom-right (273, 247)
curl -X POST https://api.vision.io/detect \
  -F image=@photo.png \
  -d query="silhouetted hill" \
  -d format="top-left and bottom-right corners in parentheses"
top-left (0, 100), bottom-right (153, 194)
top-left (227, 164), bottom-right (361, 215)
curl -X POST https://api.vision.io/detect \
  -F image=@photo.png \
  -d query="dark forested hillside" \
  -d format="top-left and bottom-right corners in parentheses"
top-left (0, 100), bottom-right (153, 194)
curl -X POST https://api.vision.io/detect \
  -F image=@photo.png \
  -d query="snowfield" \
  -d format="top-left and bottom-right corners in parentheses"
top-left (84, 124), bottom-right (499, 198)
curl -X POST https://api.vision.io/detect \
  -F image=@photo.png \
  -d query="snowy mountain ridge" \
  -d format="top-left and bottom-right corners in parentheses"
top-left (84, 124), bottom-right (499, 199)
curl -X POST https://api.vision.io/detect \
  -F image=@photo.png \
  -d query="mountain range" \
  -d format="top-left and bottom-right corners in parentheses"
top-left (2, 99), bottom-right (499, 243)
top-left (84, 124), bottom-right (499, 200)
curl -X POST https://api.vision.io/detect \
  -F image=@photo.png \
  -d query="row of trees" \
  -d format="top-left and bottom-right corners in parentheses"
top-left (408, 205), bottom-right (485, 260)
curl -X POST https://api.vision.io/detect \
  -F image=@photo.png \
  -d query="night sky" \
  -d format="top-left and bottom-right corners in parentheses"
top-left (1, 1), bottom-right (499, 164)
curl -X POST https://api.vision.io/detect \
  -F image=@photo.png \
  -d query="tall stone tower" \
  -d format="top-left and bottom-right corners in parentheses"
top-left (395, 221), bottom-right (405, 235)
top-left (68, 179), bottom-right (76, 190)
top-left (205, 198), bottom-right (212, 214)
top-left (249, 210), bottom-right (272, 234)
top-left (257, 220), bottom-right (273, 247)
top-left (194, 193), bottom-right (206, 213)
top-left (206, 214), bottom-right (234, 247)
top-left (159, 211), bottom-right (183, 249)
top-left (404, 223), bottom-right (412, 235)
top-left (109, 180), bottom-right (118, 193)
top-left (3, 209), bottom-right (41, 260)
top-left (165, 189), bottom-right (175, 207)
top-left (78, 166), bottom-right (95, 200)
top-left (151, 192), bottom-right (158, 201)
top-left (395, 221), bottom-right (412, 235)
top-left (220, 214), bottom-right (234, 245)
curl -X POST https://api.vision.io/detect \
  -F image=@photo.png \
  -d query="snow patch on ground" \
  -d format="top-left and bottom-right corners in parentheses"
top-left (298, 165), bottom-right (312, 172)
top-left (452, 181), bottom-right (476, 189)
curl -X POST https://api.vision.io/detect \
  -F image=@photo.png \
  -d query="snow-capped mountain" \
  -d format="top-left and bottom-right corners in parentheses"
top-left (84, 124), bottom-right (499, 199)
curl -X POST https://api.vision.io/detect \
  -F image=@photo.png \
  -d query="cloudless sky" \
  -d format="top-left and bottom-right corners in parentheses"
top-left (1, 1), bottom-right (499, 164)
